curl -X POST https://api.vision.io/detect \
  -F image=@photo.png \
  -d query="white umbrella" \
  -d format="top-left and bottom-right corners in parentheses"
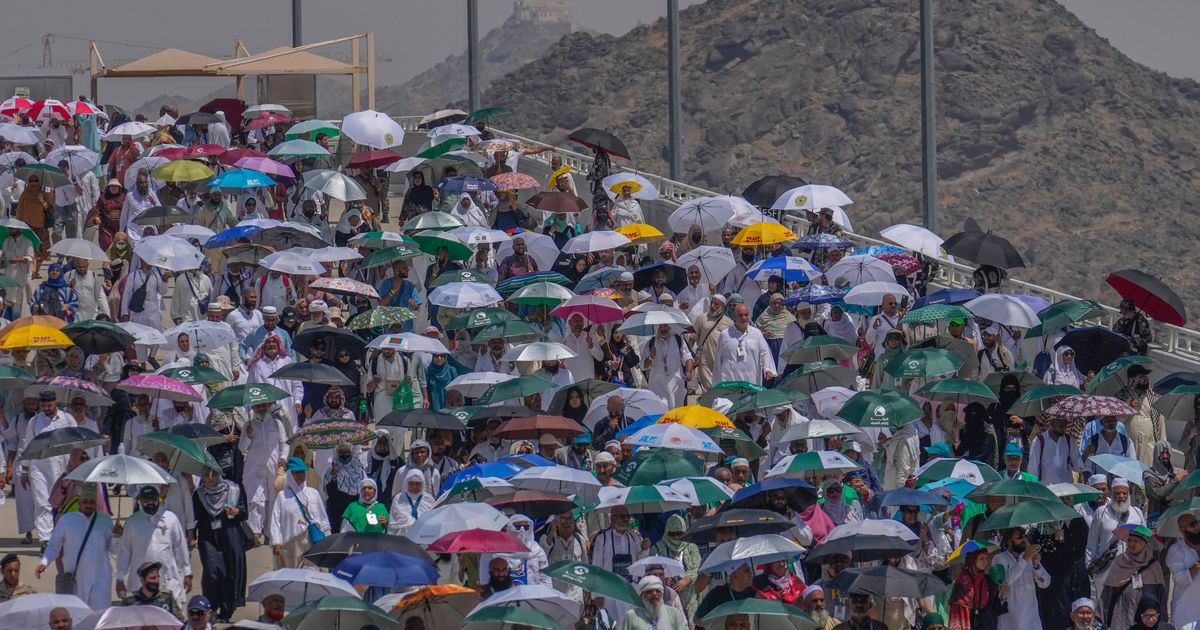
top-left (153, 113), bottom-right (176, 126)
top-left (494, 231), bottom-right (560, 271)
top-left (0, 593), bottom-right (90, 630)
top-left (134, 235), bottom-right (203, 272)
top-left (66, 453), bottom-right (173, 485)
top-left (824, 519), bottom-right (919, 543)
top-left (628, 423), bottom-right (723, 455)
top-left (825, 255), bottom-right (897, 287)
top-left (595, 485), bottom-right (691, 513)
top-left (46, 145), bottom-right (100, 173)
top-left (77, 605), bottom-right (181, 630)
top-left (964, 294), bottom-right (1040, 328)
top-left (511, 465), bottom-right (602, 503)
top-left (162, 320), bottom-right (237, 351)
top-left (427, 123), bottom-right (481, 138)
top-left (49, 237), bottom-right (106, 262)
top-left (117, 321), bottom-right (168, 346)
top-left (770, 184), bottom-right (853, 211)
top-left (811, 386), bottom-right (856, 418)
top-left (0, 123), bottom-right (41, 145)
top-left (502, 341), bottom-right (577, 363)
top-left (729, 210), bottom-right (781, 228)
top-left (629, 556), bottom-right (687, 580)
top-left (699, 534), bottom-right (805, 573)
top-left (778, 417), bottom-right (862, 442)
top-left (447, 372), bottom-right (516, 398)
top-left (468, 585), bottom-right (581, 629)
top-left (0, 150), bottom-right (37, 169)
top-left (881, 223), bottom-right (946, 258)
top-left (562, 230), bottom-right (632, 254)
top-left (675, 245), bottom-right (736, 286)
top-left (842, 281), bottom-right (911, 307)
top-left (260, 250), bottom-right (324, 275)
top-left (827, 206), bottom-right (854, 231)
top-left (103, 121), bottom-right (156, 140)
top-left (303, 169), bottom-right (367, 202)
top-left (341, 109), bottom-right (405, 148)
top-left (385, 156), bottom-right (428, 173)
top-left (419, 108), bottom-right (468, 125)
top-left (667, 477), bottom-right (735, 506)
top-left (1, 218), bottom-right (35, 232)
top-left (602, 173), bottom-right (659, 200)
top-left (247, 568), bottom-right (358, 604)
top-left (163, 224), bottom-right (216, 242)
top-left (429, 282), bottom-right (502, 309)
top-left (307, 246), bottom-right (363, 263)
top-left (245, 103), bottom-right (293, 117)
top-left (668, 195), bottom-right (753, 233)
top-left (124, 156), bottom-right (169, 190)
top-left (453, 226), bottom-right (511, 245)
top-left (583, 388), bottom-right (669, 426)
top-left (617, 309), bottom-right (692, 337)
top-left (406, 502), bottom-right (510, 545)
top-left (367, 332), bottom-right (451, 355)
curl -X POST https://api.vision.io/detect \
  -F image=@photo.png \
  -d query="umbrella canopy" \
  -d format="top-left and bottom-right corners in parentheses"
top-left (594, 484), bottom-right (692, 513)
top-left (830, 565), bottom-right (949, 599)
top-left (1044, 394), bottom-right (1137, 418)
top-left (806, 526), bottom-right (918, 563)
top-left (260, 250), bottom-right (323, 275)
top-left (1089, 454), bottom-right (1150, 486)
top-left (65, 453), bottom-right (173, 485)
top-left (699, 534), bottom-right (805, 574)
top-left (1153, 384), bottom-right (1200, 420)
top-left (211, 168), bottom-right (276, 189)
top-left (49, 237), bottom-right (109, 262)
top-left (446, 372), bottom-right (516, 399)
top-left (1035, 298), bottom-right (1108, 334)
top-left (24, 375), bottom-right (113, 406)
top-left (63, 319), bottom-right (136, 354)
top-left (550, 295), bottom-right (623, 326)
top-left (78, 605), bottom-right (180, 630)
top-left (161, 321), bottom-right (237, 351)
top-left (765, 451), bottom-right (859, 478)
top-left (427, 528), bottom-right (529, 554)
top-left (777, 417), bottom-right (862, 443)
top-left (731, 222), bottom-right (797, 246)
top-left (341, 109), bottom-right (404, 148)
top-left (332, 551), bottom-right (438, 588)
top-left (567, 127), bottom-right (629, 158)
top-left (1155, 497), bottom-right (1200, 538)
top-left (966, 478), bottom-right (1059, 503)
top-left (281, 595), bottom-right (394, 630)
top-left (724, 477), bottom-right (819, 513)
top-left (294, 326), bottom-right (368, 359)
top-left (378, 408), bottom-right (467, 431)
top-left (206, 383), bottom-right (292, 409)
top-left (683, 509), bottom-right (794, 544)
top-left (269, 362), bottom-right (355, 385)
top-left (502, 341), bottom-right (576, 363)
top-left (347, 306), bottom-right (415, 331)
top-left (1086, 355), bottom-right (1154, 396)
top-left (511, 466), bottom-right (602, 503)
top-left (942, 230), bottom-right (1025, 269)
top-left (657, 405), bottom-right (734, 430)
top-left (702, 599), bottom-right (816, 630)
top-left (303, 169), bottom-right (366, 202)
top-left (825, 254), bottom-right (896, 286)
top-left (428, 282), bottom-right (501, 309)
top-left (545, 560), bottom-right (641, 606)
top-left (901, 304), bottom-right (973, 325)
top-left (0, 593), bottom-right (91, 630)
top-left (741, 175), bottom-right (807, 207)
top-left (880, 488), bottom-right (948, 507)
top-left (162, 423), bottom-right (226, 446)
top-left (611, 443), bottom-right (704, 486)
top-left (1007, 384), bottom-right (1082, 416)
top-left (0, 324), bottom-right (72, 349)
top-left (134, 235), bottom-right (203, 271)
top-left (837, 390), bottom-right (923, 429)
top-left (135, 431), bottom-right (221, 475)
top-left (468, 584), bottom-right (580, 629)
top-left (247, 568), bottom-right (358, 604)
top-left (780, 335), bottom-right (857, 365)
top-left (913, 457), bottom-right (1001, 486)
top-left (884, 347), bottom-right (964, 379)
top-left (392, 585), bottom-right (481, 630)
top-left (914, 378), bottom-right (998, 406)
top-left (117, 373), bottom-right (202, 402)
top-left (964, 294), bottom-right (1041, 328)
top-left (629, 422), bottom-right (724, 455)
top-left (770, 183), bottom-right (852, 210)
top-left (508, 282), bottom-right (574, 307)
top-left (406, 503), bottom-right (511, 545)
top-left (979, 498), bottom-right (1081, 531)
top-left (843, 281), bottom-right (911, 307)
top-left (291, 420), bottom-right (375, 450)
top-left (302, 532), bottom-right (433, 568)
top-left (18, 426), bottom-right (105, 461)
top-left (880, 223), bottom-right (946, 257)
top-left (1107, 268), bottom-right (1186, 326)
top-left (492, 414), bottom-right (585, 439)
top-left (562, 230), bottom-right (631, 254)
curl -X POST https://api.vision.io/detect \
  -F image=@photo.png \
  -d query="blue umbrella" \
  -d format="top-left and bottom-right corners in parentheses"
top-left (745, 256), bottom-right (822, 283)
top-left (783, 285), bottom-right (847, 306)
top-left (725, 477), bottom-right (818, 512)
top-left (442, 461), bottom-right (524, 488)
top-left (1089, 454), bottom-right (1150, 485)
top-left (332, 551), bottom-right (438, 588)
top-left (616, 414), bottom-right (663, 440)
top-left (211, 168), bottom-right (276, 189)
top-left (575, 267), bottom-right (625, 293)
top-left (794, 234), bottom-right (853, 250)
top-left (850, 244), bottom-right (906, 256)
top-left (880, 488), bottom-right (948, 508)
top-left (204, 224), bottom-right (261, 248)
top-left (919, 477), bottom-right (977, 504)
top-left (913, 288), bottom-right (981, 309)
top-left (1153, 371), bottom-right (1200, 396)
top-left (437, 175), bottom-right (497, 194)
top-left (501, 453), bottom-right (557, 469)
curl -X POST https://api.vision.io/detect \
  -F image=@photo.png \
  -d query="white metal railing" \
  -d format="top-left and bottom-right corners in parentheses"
top-left (374, 115), bottom-right (1200, 365)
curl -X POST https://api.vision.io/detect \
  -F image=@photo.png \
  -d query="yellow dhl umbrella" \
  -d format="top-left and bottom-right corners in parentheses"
top-left (657, 405), bottom-right (735, 429)
top-left (0, 324), bottom-right (73, 349)
top-left (731, 222), bottom-right (797, 246)
top-left (615, 223), bottom-right (665, 245)
top-left (0, 314), bottom-right (68, 339)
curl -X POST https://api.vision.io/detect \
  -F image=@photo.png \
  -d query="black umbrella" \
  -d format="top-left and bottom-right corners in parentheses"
top-left (303, 532), bottom-right (433, 568)
top-left (1107, 268), bottom-right (1187, 326)
top-left (178, 111), bottom-right (221, 126)
top-left (721, 478), bottom-right (818, 513)
top-left (741, 175), bottom-right (808, 208)
top-left (132, 205), bottom-right (192, 228)
top-left (19, 426), bottom-right (105, 460)
top-left (259, 225), bottom-right (329, 249)
top-left (62, 320), bottom-right (137, 354)
top-left (682, 509), bottom-right (794, 544)
top-left (1055, 326), bottom-right (1130, 374)
top-left (633, 262), bottom-right (687, 293)
top-left (269, 362), bottom-right (355, 386)
top-left (293, 326), bottom-right (367, 361)
top-left (164, 423), bottom-right (227, 447)
top-left (568, 128), bottom-right (630, 159)
top-left (941, 230), bottom-right (1025, 269)
top-left (526, 191), bottom-right (588, 214)
top-left (487, 490), bottom-right (575, 521)
top-left (468, 405), bottom-right (541, 428)
top-left (829, 565), bottom-right (948, 599)
top-left (377, 409), bottom-right (466, 430)
top-left (806, 535), bottom-right (918, 563)
top-left (1154, 372), bottom-right (1200, 396)
top-left (547, 379), bottom-right (619, 415)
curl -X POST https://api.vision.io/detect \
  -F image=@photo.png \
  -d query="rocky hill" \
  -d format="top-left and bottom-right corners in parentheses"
top-left (480, 0), bottom-right (1200, 316)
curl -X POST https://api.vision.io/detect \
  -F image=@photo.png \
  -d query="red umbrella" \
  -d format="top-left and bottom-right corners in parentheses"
top-left (426, 528), bottom-right (529, 554)
top-left (876, 252), bottom-right (922, 276)
top-left (0, 96), bottom-right (32, 117)
top-left (1106, 269), bottom-right (1187, 326)
top-left (246, 111), bottom-right (292, 131)
top-left (487, 490), bottom-right (577, 520)
top-left (492, 414), bottom-right (586, 439)
top-left (348, 149), bottom-right (402, 169)
top-left (153, 147), bottom-right (188, 161)
top-left (185, 144), bottom-right (226, 159)
top-left (220, 147), bottom-right (267, 167)
top-left (200, 98), bottom-right (245, 134)
top-left (68, 100), bottom-right (101, 116)
top-left (26, 99), bottom-right (71, 122)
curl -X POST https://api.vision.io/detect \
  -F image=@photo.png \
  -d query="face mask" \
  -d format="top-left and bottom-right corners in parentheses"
top-left (1186, 530), bottom-right (1200, 545)
top-left (489, 437), bottom-right (502, 447)
top-left (144, 581), bottom-right (160, 595)
top-left (264, 609), bottom-right (285, 622)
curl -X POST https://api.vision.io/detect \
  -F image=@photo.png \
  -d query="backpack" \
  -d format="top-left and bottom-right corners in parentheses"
top-left (36, 287), bottom-right (68, 320)
top-left (1088, 430), bottom-right (1130, 457)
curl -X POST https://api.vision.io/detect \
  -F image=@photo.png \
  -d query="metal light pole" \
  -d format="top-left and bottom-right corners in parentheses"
top-left (292, 0), bottom-right (302, 47)
top-left (467, 0), bottom-right (481, 112)
top-left (920, 0), bottom-right (938, 232)
top-left (667, 0), bottom-right (683, 180)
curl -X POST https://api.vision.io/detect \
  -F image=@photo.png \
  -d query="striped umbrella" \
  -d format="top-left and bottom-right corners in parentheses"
top-left (496, 271), bottom-right (572, 295)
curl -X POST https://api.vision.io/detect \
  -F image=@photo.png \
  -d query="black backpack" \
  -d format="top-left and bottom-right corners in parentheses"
top-left (36, 287), bottom-right (67, 319)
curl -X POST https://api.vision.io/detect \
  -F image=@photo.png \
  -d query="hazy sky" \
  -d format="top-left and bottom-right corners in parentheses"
top-left (0, 0), bottom-right (1196, 109)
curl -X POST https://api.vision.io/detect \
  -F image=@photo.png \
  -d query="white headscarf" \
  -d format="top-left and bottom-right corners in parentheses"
top-left (336, 208), bottom-right (363, 234)
top-left (1047, 345), bottom-right (1084, 387)
top-left (452, 193), bottom-right (487, 228)
top-left (824, 306), bottom-right (858, 343)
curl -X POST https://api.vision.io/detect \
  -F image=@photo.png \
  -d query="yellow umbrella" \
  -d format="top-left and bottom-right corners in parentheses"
top-left (547, 164), bottom-right (573, 189)
top-left (657, 405), bottom-right (735, 429)
top-left (151, 159), bottom-right (214, 183)
top-left (731, 222), bottom-right (797, 246)
top-left (615, 223), bottom-right (665, 245)
top-left (0, 324), bottom-right (73, 349)
top-left (0, 314), bottom-right (67, 338)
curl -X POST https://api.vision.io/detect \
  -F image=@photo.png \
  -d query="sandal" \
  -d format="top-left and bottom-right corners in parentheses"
top-left (19, 534), bottom-right (33, 545)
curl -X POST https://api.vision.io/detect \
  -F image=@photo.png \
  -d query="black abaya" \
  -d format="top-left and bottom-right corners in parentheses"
top-left (192, 482), bottom-right (250, 621)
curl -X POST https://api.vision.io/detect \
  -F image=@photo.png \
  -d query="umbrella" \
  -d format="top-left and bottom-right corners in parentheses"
top-left (656, 405), bottom-right (733, 430)
top-left (765, 451), bottom-right (860, 478)
top-left (511, 466), bottom-right (602, 503)
top-left (682, 509), bottom-right (793, 544)
top-left (0, 593), bottom-right (91, 630)
top-left (62, 319), bottom-right (136, 354)
top-left (441, 461), bottom-right (525, 490)
top-left (391, 585), bottom-right (480, 629)
top-left (233, 156), bottom-right (296, 179)
top-left (731, 222), bottom-right (797, 247)
top-left (550, 295), bottom-right (623, 326)
top-left (150, 159), bottom-right (213, 183)
top-left (161, 321), bottom-right (237, 352)
top-left (562, 230), bottom-right (631, 254)
top-left (777, 360), bottom-right (857, 394)
top-left (880, 223), bottom-right (946, 257)
top-left (884, 347), bottom-right (964, 379)
top-left (302, 170), bottom-right (366, 202)
top-left (413, 230), bottom-right (474, 261)
top-left (18, 426), bottom-right (104, 461)
top-left (0, 123), bottom-right (40, 145)
top-left (347, 149), bottom-right (402, 169)
top-left (1006, 384), bottom-right (1081, 416)
top-left (164, 224), bottom-right (216, 242)
top-left (247, 568), bottom-right (359, 604)
top-left (347, 306), bottom-right (414, 331)
top-left (0, 324), bottom-right (72, 349)
top-left (454, 226), bottom-right (512, 247)
top-left (1089, 454), bottom-right (1151, 485)
top-left (1107, 268), bottom-right (1186, 326)
top-left (303, 531), bottom-right (432, 568)
top-left (206, 383), bottom-right (292, 409)
top-left (914, 287), bottom-right (982, 308)
top-left (545, 561), bottom-right (640, 606)
top-left (49, 236), bottom-right (113, 264)
top-left (431, 269), bottom-right (494, 289)
top-left (1152, 384), bottom-right (1200, 420)
top-left (831, 565), bottom-right (949, 599)
top-left (341, 109), bottom-right (405, 148)
top-left (269, 362), bottom-right (355, 386)
top-left (770, 183), bottom-right (852, 211)
top-left (0, 96), bottom-right (32, 116)
top-left (837, 390), bottom-right (923, 429)
top-left (260, 250), bottom-right (323, 275)
top-left (366, 332), bottom-right (450, 355)
top-left (294, 325), bottom-right (367, 359)
top-left (594, 485), bottom-right (691, 513)
top-left (777, 417), bottom-right (862, 443)
top-left (0, 364), bottom-right (34, 390)
top-left (332, 551), bottom-right (438, 588)
top-left (117, 373), bottom-right (202, 402)
top-left (486, 489), bottom-right (577, 520)
top-left (211, 168), bottom-right (277, 189)
top-left (1086, 355), bottom-right (1154, 396)
top-left (843, 281), bottom-right (911, 307)
top-left (914, 378), bottom-right (998, 406)
top-left (492, 414), bottom-right (585, 440)
top-left (135, 431), bottom-right (221, 475)
top-left (281, 595), bottom-right (394, 630)
top-left (46, 145), bottom-right (100, 174)
top-left (429, 282), bottom-right (501, 309)
top-left (1052, 327), bottom-right (1130, 373)
top-left (723, 478), bottom-right (818, 513)
top-left (406, 503), bottom-right (511, 545)
top-left (65, 453), bottom-right (173, 485)
top-left (78, 605), bottom-right (180, 630)
top-left (880, 488), bottom-right (948, 507)
top-left (1035, 298), bottom-right (1108, 334)
top-left (468, 585), bottom-right (580, 629)
top-left (806, 520), bottom-right (918, 563)
top-left (134, 235), bottom-right (203, 271)
top-left (699, 534), bottom-right (805, 573)
top-left (966, 478), bottom-right (1059, 503)
top-left (1044, 394), bottom-right (1136, 418)
top-left (627, 423), bottom-right (723, 455)
top-left (448, 372), bottom-right (517, 399)
top-left (942, 230), bottom-right (1025, 269)
top-left (824, 254), bottom-right (897, 286)
top-left (437, 175), bottom-right (497, 195)
top-left (780, 335), bottom-right (856, 364)
top-left (745, 256), bottom-right (822, 283)
top-left (377, 408), bottom-right (467, 431)
top-left (259, 223), bottom-right (329, 250)
top-left (24, 375), bottom-right (112, 406)
top-left (726, 388), bottom-right (811, 415)
top-left (567, 127), bottom-right (629, 159)
top-left (546, 379), bottom-right (619, 415)
top-left (701, 599), bottom-right (816, 630)
top-left (291, 420), bottom-right (375, 450)
top-left (285, 119), bottom-right (339, 140)
top-left (667, 477), bottom-right (736, 506)
top-left (1155, 498), bottom-right (1200, 537)
top-left (964, 293), bottom-right (1040, 328)
top-left (979, 498), bottom-right (1081, 531)
top-left (502, 341), bottom-right (576, 363)
top-left (495, 232), bottom-right (560, 271)
top-left (741, 175), bottom-right (807, 207)
top-left (914, 457), bottom-right (1002, 486)
top-left (159, 423), bottom-right (226, 447)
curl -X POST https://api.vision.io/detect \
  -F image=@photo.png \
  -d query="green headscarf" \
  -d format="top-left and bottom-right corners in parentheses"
top-left (660, 514), bottom-right (688, 556)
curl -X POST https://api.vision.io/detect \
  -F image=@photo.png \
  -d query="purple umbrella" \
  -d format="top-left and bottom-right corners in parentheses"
top-left (234, 156), bottom-right (296, 179)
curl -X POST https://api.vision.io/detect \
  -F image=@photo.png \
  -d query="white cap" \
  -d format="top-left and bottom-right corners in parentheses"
top-left (1087, 474), bottom-right (1107, 486)
top-left (262, 306), bottom-right (278, 315)
top-left (636, 575), bottom-right (663, 594)
top-left (309, 300), bottom-right (329, 313)
top-left (711, 293), bottom-right (728, 305)
top-left (983, 324), bottom-right (1001, 335)
top-left (1071, 597), bottom-right (1095, 613)
top-left (594, 452), bottom-right (616, 465)
top-left (618, 271), bottom-right (634, 283)
top-left (802, 584), bottom-right (824, 599)
top-left (1111, 477), bottom-right (1130, 489)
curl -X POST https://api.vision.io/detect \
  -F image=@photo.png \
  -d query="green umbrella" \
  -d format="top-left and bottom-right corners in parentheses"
top-left (472, 320), bottom-right (543, 344)
top-left (1086, 355), bottom-right (1153, 396)
top-left (431, 269), bottom-right (494, 288)
top-left (447, 307), bottom-right (518, 330)
top-left (779, 360), bottom-right (857, 394)
top-left (284, 119), bottom-right (340, 140)
top-left (914, 458), bottom-right (1001, 487)
top-left (1034, 299), bottom-right (1106, 335)
top-left (160, 365), bottom-right (227, 385)
top-left (701, 426), bottom-right (766, 460)
top-left (698, 381), bottom-right (767, 406)
top-left (727, 388), bottom-right (811, 415)
top-left (0, 217), bottom-right (41, 250)
top-left (496, 272), bottom-right (572, 295)
top-left (136, 431), bottom-right (221, 475)
top-left (837, 390), bottom-right (924, 429)
top-left (349, 230), bottom-right (418, 249)
top-left (982, 370), bottom-right (1045, 393)
top-left (465, 106), bottom-right (510, 123)
top-left (477, 374), bottom-right (555, 405)
top-left (463, 606), bottom-right (559, 630)
top-left (914, 378), bottom-right (998, 406)
top-left (347, 306), bottom-right (415, 331)
top-left (966, 479), bottom-right (1059, 503)
top-left (1006, 384), bottom-right (1082, 416)
top-left (1153, 384), bottom-right (1200, 421)
top-left (413, 230), bottom-right (474, 261)
top-left (615, 448), bottom-right (704, 486)
top-left (1155, 497), bottom-right (1200, 537)
top-left (0, 364), bottom-right (35, 389)
top-left (545, 561), bottom-right (641, 606)
top-left (359, 244), bottom-right (423, 269)
top-left (403, 211), bottom-right (464, 231)
top-left (267, 139), bottom-right (329, 157)
top-left (17, 164), bottom-right (69, 187)
top-left (884, 347), bottom-right (964, 379)
top-left (900, 303), bottom-right (973, 325)
top-left (979, 498), bottom-right (1080, 532)
top-left (418, 136), bottom-right (467, 159)
top-left (547, 379), bottom-right (619, 415)
top-left (780, 335), bottom-right (856, 364)
top-left (281, 595), bottom-right (393, 630)
top-left (701, 599), bottom-right (817, 630)
top-left (62, 319), bottom-right (136, 354)
top-left (206, 383), bottom-right (291, 409)
top-left (508, 282), bottom-right (575, 306)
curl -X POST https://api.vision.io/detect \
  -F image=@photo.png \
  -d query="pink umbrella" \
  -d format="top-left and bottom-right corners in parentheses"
top-left (234, 156), bottom-right (296, 179)
top-left (426, 528), bottom-right (530, 554)
top-left (184, 144), bottom-right (226, 158)
top-left (876, 251), bottom-right (922, 276)
top-left (152, 147), bottom-right (187, 161)
top-left (79, 605), bottom-right (182, 630)
top-left (116, 374), bottom-right (203, 402)
top-left (1045, 394), bottom-right (1136, 418)
top-left (310, 276), bottom-right (380, 299)
top-left (247, 111), bottom-right (292, 130)
top-left (551, 294), bottom-right (623, 325)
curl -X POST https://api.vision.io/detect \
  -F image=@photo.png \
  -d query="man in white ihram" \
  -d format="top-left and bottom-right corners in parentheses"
top-left (37, 483), bottom-right (114, 609)
top-left (713, 303), bottom-right (774, 386)
top-left (240, 401), bottom-right (291, 541)
top-left (114, 485), bottom-right (192, 606)
top-left (642, 323), bottom-right (694, 407)
top-left (620, 575), bottom-right (687, 630)
top-left (20, 391), bottom-right (76, 546)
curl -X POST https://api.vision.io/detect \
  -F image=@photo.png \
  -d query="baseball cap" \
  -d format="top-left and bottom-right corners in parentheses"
top-left (1003, 443), bottom-right (1023, 458)
top-left (137, 561), bottom-right (162, 577)
top-left (137, 485), bottom-right (160, 499)
top-left (923, 442), bottom-right (952, 458)
top-left (187, 595), bottom-right (212, 612)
